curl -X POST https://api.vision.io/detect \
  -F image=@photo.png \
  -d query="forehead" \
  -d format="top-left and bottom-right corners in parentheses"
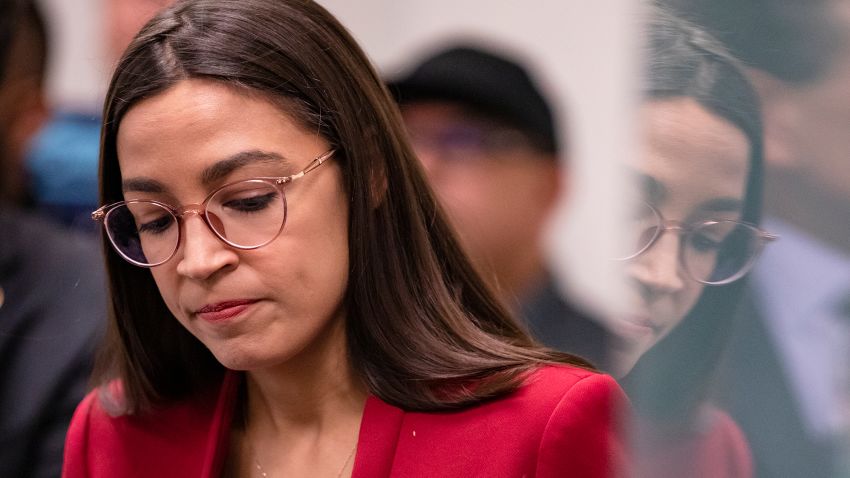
top-left (116, 79), bottom-right (314, 179)
top-left (119, 80), bottom-right (287, 146)
top-left (635, 98), bottom-right (750, 208)
top-left (400, 101), bottom-right (491, 126)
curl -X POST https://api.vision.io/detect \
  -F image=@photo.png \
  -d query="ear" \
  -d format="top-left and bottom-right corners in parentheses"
top-left (536, 153), bottom-right (564, 211)
top-left (746, 68), bottom-right (800, 171)
top-left (550, 154), bottom-right (566, 204)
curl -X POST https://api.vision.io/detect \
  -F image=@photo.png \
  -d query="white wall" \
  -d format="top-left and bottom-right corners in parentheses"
top-left (41, 0), bottom-right (108, 111)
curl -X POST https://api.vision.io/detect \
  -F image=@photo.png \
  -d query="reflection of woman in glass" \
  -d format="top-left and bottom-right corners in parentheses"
top-left (616, 8), bottom-right (774, 477)
top-left (62, 1), bottom-right (625, 477)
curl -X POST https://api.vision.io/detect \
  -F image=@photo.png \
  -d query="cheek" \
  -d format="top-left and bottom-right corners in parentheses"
top-left (276, 235), bottom-right (349, 298)
top-left (309, 210), bottom-right (350, 293)
top-left (434, 174), bottom-right (490, 215)
top-left (271, 186), bottom-right (350, 307)
top-left (671, 282), bottom-right (705, 326)
top-left (438, 170), bottom-right (518, 230)
top-left (149, 267), bottom-right (183, 319)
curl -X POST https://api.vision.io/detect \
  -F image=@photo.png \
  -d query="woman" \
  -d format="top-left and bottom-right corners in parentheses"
top-left (616, 8), bottom-right (774, 478)
top-left (61, 1), bottom-right (624, 477)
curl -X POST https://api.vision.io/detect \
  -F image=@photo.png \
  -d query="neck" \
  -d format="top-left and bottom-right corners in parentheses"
top-left (244, 316), bottom-right (367, 435)
top-left (766, 170), bottom-right (850, 255)
top-left (233, 315), bottom-right (367, 477)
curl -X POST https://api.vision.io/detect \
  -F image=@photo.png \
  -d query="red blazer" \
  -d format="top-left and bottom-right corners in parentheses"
top-left (63, 365), bottom-right (626, 477)
top-left (634, 406), bottom-right (753, 478)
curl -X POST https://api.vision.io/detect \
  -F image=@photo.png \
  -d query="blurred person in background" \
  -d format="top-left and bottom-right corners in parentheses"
top-left (0, 0), bottom-right (101, 226)
top-left (0, 0), bottom-right (49, 207)
top-left (389, 45), bottom-right (612, 369)
top-left (663, 0), bottom-right (850, 475)
top-left (618, 7), bottom-right (773, 477)
top-left (106, 0), bottom-right (176, 66)
top-left (9, 0), bottom-right (173, 229)
top-left (0, 0), bottom-right (106, 476)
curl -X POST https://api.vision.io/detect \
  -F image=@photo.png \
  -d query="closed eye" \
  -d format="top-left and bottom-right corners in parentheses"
top-left (138, 214), bottom-right (175, 235)
top-left (221, 191), bottom-right (279, 213)
top-left (689, 233), bottom-right (723, 253)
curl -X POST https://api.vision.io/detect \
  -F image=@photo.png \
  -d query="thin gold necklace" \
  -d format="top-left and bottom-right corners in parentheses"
top-left (251, 442), bottom-right (357, 478)
top-left (240, 382), bottom-right (358, 477)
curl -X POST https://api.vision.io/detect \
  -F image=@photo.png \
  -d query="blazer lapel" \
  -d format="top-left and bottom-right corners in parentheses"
top-left (194, 373), bottom-right (405, 478)
top-left (352, 396), bottom-right (405, 477)
top-left (201, 370), bottom-right (240, 478)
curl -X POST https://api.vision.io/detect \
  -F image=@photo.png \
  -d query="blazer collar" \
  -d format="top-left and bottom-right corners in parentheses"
top-left (352, 394), bottom-right (405, 477)
top-left (204, 370), bottom-right (406, 478)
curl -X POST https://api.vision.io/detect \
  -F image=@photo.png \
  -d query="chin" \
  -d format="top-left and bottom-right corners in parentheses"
top-left (204, 342), bottom-right (280, 371)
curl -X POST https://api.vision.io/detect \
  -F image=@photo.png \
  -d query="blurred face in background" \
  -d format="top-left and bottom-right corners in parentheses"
top-left (619, 98), bottom-right (749, 357)
top-left (106, 0), bottom-right (175, 63)
top-left (786, 1), bottom-right (850, 207)
top-left (400, 101), bottom-right (561, 298)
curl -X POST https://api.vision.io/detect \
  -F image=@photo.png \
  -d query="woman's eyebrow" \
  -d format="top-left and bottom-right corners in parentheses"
top-left (629, 170), bottom-right (667, 204)
top-left (122, 177), bottom-right (166, 194)
top-left (200, 150), bottom-right (290, 186)
top-left (121, 150), bottom-right (290, 193)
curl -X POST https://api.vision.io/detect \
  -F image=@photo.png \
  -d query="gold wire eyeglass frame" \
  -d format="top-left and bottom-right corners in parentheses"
top-left (615, 201), bottom-right (778, 285)
top-left (91, 149), bottom-right (335, 268)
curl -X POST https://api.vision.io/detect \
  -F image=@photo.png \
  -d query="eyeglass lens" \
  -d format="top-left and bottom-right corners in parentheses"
top-left (409, 123), bottom-right (532, 162)
top-left (622, 202), bottom-right (763, 284)
top-left (105, 180), bottom-right (286, 266)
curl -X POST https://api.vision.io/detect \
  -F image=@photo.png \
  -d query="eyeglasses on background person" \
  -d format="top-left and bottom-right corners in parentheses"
top-left (406, 121), bottom-right (537, 163)
top-left (91, 149), bottom-right (334, 267)
top-left (616, 201), bottom-right (778, 285)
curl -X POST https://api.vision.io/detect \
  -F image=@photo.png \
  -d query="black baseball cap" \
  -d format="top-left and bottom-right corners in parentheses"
top-left (388, 45), bottom-right (560, 154)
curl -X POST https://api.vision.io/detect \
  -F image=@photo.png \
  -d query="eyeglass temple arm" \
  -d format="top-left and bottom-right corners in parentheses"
top-left (760, 231), bottom-right (780, 243)
top-left (280, 149), bottom-right (335, 184)
top-left (91, 206), bottom-right (108, 221)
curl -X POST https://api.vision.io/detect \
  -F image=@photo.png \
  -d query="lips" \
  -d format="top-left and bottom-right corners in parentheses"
top-left (615, 314), bottom-right (662, 339)
top-left (195, 299), bottom-right (258, 322)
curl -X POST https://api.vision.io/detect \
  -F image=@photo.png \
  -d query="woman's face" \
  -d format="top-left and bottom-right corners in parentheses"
top-left (116, 79), bottom-right (350, 371)
top-left (620, 98), bottom-right (750, 356)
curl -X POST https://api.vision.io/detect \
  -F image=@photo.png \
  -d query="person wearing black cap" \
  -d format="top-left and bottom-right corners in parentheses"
top-left (389, 44), bottom-right (611, 369)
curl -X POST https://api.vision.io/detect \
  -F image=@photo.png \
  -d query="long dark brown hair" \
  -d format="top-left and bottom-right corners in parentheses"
top-left (93, 0), bottom-right (589, 415)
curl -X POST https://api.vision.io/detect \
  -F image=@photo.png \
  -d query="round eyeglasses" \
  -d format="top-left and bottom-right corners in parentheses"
top-left (92, 149), bottom-right (334, 268)
top-left (615, 201), bottom-right (778, 285)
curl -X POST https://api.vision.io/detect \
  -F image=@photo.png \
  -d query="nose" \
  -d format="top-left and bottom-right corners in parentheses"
top-left (628, 231), bottom-right (687, 296)
top-left (175, 213), bottom-right (239, 281)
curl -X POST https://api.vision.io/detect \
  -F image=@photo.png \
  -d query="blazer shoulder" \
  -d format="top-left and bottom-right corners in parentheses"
top-left (62, 382), bottom-right (228, 477)
top-left (383, 365), bottom-right (627, 477)
top-left (522, 364), bottom-right (606, 390)
top-left (63, 389), bottom-right (98, 477)
top-left (529, 365), bottom-right (627, 478)
top-left (515, 364), bottom-right (621, 406)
